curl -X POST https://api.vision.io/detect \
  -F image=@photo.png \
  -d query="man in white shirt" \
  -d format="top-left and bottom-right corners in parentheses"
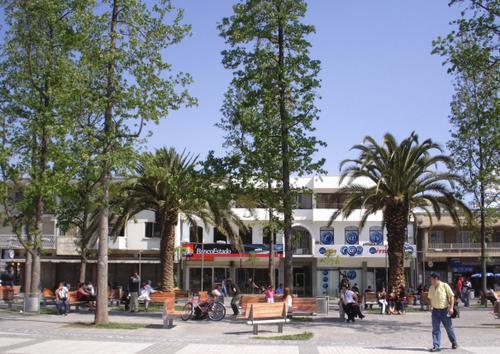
top-left (137, 280), bottom-right (155, 311)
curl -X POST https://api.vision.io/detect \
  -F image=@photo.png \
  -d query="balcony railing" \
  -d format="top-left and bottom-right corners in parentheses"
top-left (0, 234), bottom-right (56, 249)
top-left (428, 242), bottom-right (500, 250)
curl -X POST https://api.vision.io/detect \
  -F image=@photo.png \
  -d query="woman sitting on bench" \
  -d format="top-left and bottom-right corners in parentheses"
top-left (138, 281), bottom-right (156, 311)
top-left (76, 282), bottom-right (96, 310)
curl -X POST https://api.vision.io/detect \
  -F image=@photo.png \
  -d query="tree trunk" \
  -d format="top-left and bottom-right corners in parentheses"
top-left (277, 13), bottom-right (293, 291)
top-left (30, 251), bottom-right (41, 296)
top-left (479, 184), bottom-right (487, 307)
top-left (384, 205), bottom-right (408, 290)
top-left (79, 257), bottom-right (87, 284)
top-left (95, 0), bottom-right (119, 324)
top-left (24, 252), bottom-right (32, 295)
top-left (160, 220), bottom-right (177, 292)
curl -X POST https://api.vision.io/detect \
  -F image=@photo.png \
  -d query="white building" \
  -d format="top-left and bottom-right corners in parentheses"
top-left (0, 176), bottom-right (416, 296)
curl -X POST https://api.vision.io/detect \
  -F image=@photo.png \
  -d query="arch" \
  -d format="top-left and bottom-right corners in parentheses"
top-left (291, 225), bottom-right (312, 255)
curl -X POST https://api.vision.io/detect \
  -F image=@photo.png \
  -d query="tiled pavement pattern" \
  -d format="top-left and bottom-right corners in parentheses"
top-left (0, 306), bottom-right (498, 353)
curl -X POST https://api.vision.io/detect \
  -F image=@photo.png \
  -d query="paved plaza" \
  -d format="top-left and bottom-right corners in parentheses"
top-left (0, 306), bottom-right (498, 353)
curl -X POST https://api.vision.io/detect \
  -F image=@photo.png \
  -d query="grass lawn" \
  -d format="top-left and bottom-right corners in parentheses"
top-left (253, 331), bottom-right (314, 341)
top-left (65, 322), bottom-right (145, 329)
top-left (290, 316), bottom-right (313, 322)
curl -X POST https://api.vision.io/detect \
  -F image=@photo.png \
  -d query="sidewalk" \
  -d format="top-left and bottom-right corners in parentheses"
top-left (0, 306), bottom-right (498, 353)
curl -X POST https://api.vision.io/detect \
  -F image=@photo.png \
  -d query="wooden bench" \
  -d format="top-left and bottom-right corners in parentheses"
top-left (162, 297), bottom-right (176, 328)
top-left (420, 292), bottom-right (430, 310)
top-left (174, 289), bottom-right (189, 300)
top-left (108, 288), bottom-right (121, 307)
top-left (149, 291), bottom-right (175, 305)
top-left (291, 297), bottom-right (317, 316)
top-left (364, 292), bottom-right (378, 308)
top-left (42, 288), bottom-right (56, 306)
top-left (68, 291), bottom-right (88, 311)
top-left (239, 294), bottom-right (285, 312)
top-left (244, 302), bottom-right (289, 335)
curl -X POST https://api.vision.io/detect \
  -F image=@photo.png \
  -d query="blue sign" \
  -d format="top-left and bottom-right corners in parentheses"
top-left (369, 247), bottom-right (377, 254)
top-left (345, 230), bottom-right (359, 245)
top-left (347, 246), bottom-right (357, 256)
top-left (322, 271), bottom-right (328, 276)
top-left (319, 247), bottom-right (326, 255)
top-left (320, 229), bottom-right (334, 245)
top-left (347, 270), bottom-right (357, 280)
top-left (340, 246), bottom-right (348, 255)
top-left (369, 229), bottom-right (383, 245)
top-left (356, 246), bottom-right (363, 255)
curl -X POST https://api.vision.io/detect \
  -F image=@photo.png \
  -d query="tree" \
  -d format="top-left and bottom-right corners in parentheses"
top-left (0, 0), bottom-right (83, 305)
top-left (330, 133), bottom-right (470, 289)
top-left (117, 148), bottom-right (245, 292)
top-left (433, 0), bottom-right (499, 297)
top-left (218, 0), bottom-right (325, 290)
top-left (75, 0), bottom-right (195, 324)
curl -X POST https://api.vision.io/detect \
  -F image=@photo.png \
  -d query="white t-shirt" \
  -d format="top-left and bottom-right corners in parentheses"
top-left (139, 285), bottom-right (154, 299)
top-left (58, 286), bottom-right (68, 299)
top-left (343, 290), bottom-right (356, 305)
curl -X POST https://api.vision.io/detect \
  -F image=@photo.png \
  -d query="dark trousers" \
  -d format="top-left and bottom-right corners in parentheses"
top-left (56, 299), bottom-right (69, 315)
top-left (231, 295), bottom-right (240, 315)
top-left (432, 308), bottom-right (457, 349)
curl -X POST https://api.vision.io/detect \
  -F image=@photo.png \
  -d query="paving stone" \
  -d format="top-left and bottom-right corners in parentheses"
top-left (4, 339), bottom-right (153, 354)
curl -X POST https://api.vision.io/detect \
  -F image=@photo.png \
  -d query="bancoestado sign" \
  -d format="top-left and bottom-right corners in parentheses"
top-left (315, 244), bottom-right (416, 258)
top-left (182, 243), bottom-right (284, 258)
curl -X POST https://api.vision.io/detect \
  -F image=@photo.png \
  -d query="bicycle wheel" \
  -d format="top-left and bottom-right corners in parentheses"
top-left (208, 301), bottom-right (226, 321)
top-left (181, 302), bottom-right (193, 321)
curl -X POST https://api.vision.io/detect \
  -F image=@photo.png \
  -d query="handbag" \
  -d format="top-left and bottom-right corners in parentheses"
top-left (451, 306), bottom-right (459, 319)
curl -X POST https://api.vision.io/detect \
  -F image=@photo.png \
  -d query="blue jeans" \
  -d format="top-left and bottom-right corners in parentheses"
top-left (432, 308), bottom-right (457, 348)
top-left (56, 299), bottom-right (69, 315)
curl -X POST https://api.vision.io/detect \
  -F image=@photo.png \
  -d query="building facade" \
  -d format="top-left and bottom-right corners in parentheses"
top-left (1, 176), bottom-right (417, 296)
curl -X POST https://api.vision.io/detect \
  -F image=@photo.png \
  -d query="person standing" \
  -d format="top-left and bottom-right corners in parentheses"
top-left (428, 273), bottom-right (458, 352)
top-left (463, 279), bottom-right (472, 307)
top-left (128, 272), bottom-right (141, 312)
top-left (226, 278), bottom-right (240, 316)
top-left (265, 285), bottom-right (275, 303)
top-left (55, 282), bottom-right (69, 316)
top-left (456, 276), bottom-right (463, 303)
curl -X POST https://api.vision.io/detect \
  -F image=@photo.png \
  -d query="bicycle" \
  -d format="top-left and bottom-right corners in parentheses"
top-left (181, 296), bottom-right (226, 321)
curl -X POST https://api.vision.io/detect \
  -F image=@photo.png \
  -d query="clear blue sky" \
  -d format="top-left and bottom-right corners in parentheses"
top-left (147, 0), bottom-right (463, 174)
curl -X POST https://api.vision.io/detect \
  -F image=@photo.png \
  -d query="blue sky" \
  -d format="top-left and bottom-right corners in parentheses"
top-left (147, 0), bottom-right (463, 174)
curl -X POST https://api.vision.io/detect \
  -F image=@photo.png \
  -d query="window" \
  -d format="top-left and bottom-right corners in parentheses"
top-left (316, 193), bottom-right (336, 208)
top-left (189, 226), bottom-right (203, 243)
top-left (456, 231), bottom-right (471, 244)
top-left (369, 227), bottom-right (383, 245)
top-left (239, 227), bottom-right (253, 244)
top-left (145, 222), bottom-right (160, 238)
top-left (213, 227), bottom-right (227, 243)
top-left (345, 227), bottom-right (359, 245)
top-left (430, 230), bottom-right (444, 244)
top-left (292, 226), bottom-right (312, 254)
top-left (319, 227), bottom-right (334, 245)
top-left (295, 193), bottom-right (313, 209)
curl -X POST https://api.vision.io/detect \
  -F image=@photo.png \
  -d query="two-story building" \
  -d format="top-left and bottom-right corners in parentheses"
top-left (0, 176), bottom-right (416, 296)
top-left (416, 214), bottom-right (500, 290)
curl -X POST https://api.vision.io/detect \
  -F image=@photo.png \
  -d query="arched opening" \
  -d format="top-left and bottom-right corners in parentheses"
top-left (189, 226), bottom-right (203, 243)
top-left (292, 226), bottom-right (312, 255)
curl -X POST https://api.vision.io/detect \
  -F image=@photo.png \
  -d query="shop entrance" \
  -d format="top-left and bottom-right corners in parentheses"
top-left (188, 266), bottom-right (230, 293)
top-left (293, 266), bottom-right (312, 296)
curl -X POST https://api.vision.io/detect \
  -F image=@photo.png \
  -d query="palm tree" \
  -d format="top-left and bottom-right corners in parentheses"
top-left (330, 132), bottom-right (470, 289)
top-left (118, 147), bottom-right (244, 292)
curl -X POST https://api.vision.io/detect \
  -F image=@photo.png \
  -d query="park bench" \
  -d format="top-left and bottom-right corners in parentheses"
top-left (149, 291), bottom-right (175, 305)
top-left (420, 292), bottom-right (430, 311)
top-left (239, 294), bottom-right (285, 312)
top-left (291, 297), bottom-right (317, 316)
top-left (364, 292), bottom-right (378, 309)
top-left (162, 297), bottom-right (176, 328)
top-left (174, 289), bottom-right (189, 300)
top-left (108, 288), bottom-right (121, 307)
top-left (42, 288), bottom-right (56, 306)
top-left (68, 290), bottom-right (88, 311)
top-left (243, 302), bottom-right (289, 335)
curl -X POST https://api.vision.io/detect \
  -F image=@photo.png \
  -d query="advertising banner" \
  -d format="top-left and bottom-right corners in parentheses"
top-left (315, 243), bottom-right (416, 258)
top-left (182, 243), bottom-right (283, 259)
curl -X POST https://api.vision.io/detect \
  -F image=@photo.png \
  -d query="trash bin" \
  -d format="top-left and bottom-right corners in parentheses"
top-left (316, 296), bottom-right (329, 314)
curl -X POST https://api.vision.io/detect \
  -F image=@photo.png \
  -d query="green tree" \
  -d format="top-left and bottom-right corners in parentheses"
top-left (330, 133), bottom-right (470, 289)
top-left (117, 148), bottom-right (245, 292)
top-left (433, 0), bottom-right (499, 296)
top-left (218, 0), bottom-right (325, 289)
top-left (75, 0), bottom-right (195, 323)
top-left (0, 0), bottom-right (83, 306)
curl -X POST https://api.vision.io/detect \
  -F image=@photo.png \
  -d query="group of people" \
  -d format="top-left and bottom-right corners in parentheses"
top-left (339, 285), bottom-right (365, 322)
top-left (54, 280), bottom-right (95, 315)
top-left (375, 285), bottom-right (407, 315)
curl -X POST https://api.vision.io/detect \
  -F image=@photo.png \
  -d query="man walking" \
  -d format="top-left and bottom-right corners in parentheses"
top-left (226, 278), bottom-right (240, 316)
top-left (128, 271), bottom-right (141, 312)
top-left (428, 273), bottom-right (458, 352)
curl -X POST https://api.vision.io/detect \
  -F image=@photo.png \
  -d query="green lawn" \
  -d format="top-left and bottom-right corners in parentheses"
top-left (253, 331), bottom-right (314, 341)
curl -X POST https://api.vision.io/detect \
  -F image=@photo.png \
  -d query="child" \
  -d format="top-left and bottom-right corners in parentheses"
top-left (265, 285), bottom-right (275, 303)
